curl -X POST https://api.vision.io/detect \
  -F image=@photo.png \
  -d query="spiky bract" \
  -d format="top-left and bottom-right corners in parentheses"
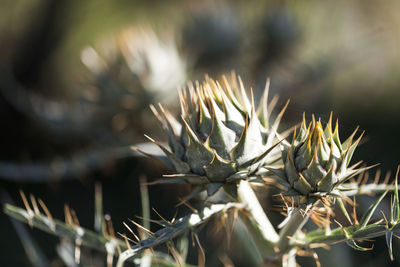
top-left (150, 75), bottom-right (288, 195)
top-left (276, 115), bottom-right (369, 198)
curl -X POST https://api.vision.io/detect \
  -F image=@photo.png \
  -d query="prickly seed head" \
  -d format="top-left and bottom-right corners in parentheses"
top-left (280, 114), bottom-right (367, 197)
top-left (149, 75), bottom-right (288, 195)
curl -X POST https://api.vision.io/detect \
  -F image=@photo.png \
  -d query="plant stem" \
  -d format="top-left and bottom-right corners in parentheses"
top-left (237, 180), bottom-right (279, 259)
top-left (276, 205), bottom-right (311, 254)
top-left (140, 176), bottom-right (152, 267)
top-left (342, 183), bottom-right (395, 197)
top-left (282, 248), bottom-right (297, 267)
top-left (4, 204), bottom-right (126, 253)
top-left (116, 203), bottom-right (243, 266)
top-left (5, 201), bottom-right (242, 267)
top-left (302, 223), bottom-right (393, 245)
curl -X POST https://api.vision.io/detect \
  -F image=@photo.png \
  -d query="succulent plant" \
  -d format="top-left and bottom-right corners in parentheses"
top-left (147, 75), bottom-right (288, 195)
top-left (273, 114), bottom-right (371, 199)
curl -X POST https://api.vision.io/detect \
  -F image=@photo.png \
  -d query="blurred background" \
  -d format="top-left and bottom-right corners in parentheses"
top-left (1, 0), bottom-right (400, 266)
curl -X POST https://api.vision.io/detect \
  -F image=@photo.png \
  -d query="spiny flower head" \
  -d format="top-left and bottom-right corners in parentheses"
top-left (148, 75), bottom-right (288, 195)
top-left (276, 114), bottom-right (370, 199)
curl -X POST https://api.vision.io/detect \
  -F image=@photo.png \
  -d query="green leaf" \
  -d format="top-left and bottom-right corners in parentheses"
top-left (221, 75), bottom-right (245, 113)
top-left (392, 166), bottom-right (400, 224)
top-left (341, 126), bottom-right (359, 151)
top-left (203, 152), bottom-right (236, 182)
top-left (386, 231), bottom-right (394, 261)
top-left (301, 156), bottom-right (326, 188)
top-left (337, 197), bottom-right (353, 225)
top-left (293, 174), bottom-right (313, 195)
top-left (145, 135), bottom-right (191, 174)
top-left (256, 79), bottom-right (270, 129)
top-left (230, 111), bottom-right (264, 167)
top-left (208, 102), bottom-right (237, 160)
top-left (332, 120), bottom-right (342, 152)
top-left (343, 132), bottom-right (363, 167)
top-left (353, 224), bottom-right (387, 239)
top-left (220, 87), bottom-right (245, 134)
top-left (242, 138), bottom-right (283, 169)
top-left (284, 149), bottom-right (301, 185)
top-left (359, 190), bottom-right (388, 228)
top-left (346, 239), bottom-right (372, 251)
top-left (153, 104), bottom-right (185, 158)
top-left (182, 119), bottom-right (214, 175)
top-left (317, 164), bottom-right (336, 192)
top-left (223, 183), bottom-right (238, 199)
top-left (206, 183), bottom-right (223, 196)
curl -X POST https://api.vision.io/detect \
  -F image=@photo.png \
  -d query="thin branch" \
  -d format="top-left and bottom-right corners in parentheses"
top-left (116, 203), bottom-right (243, 267)
top-left (4, 204), bottom-right (127, 254)
top-left (342, 183), bottom-right (395, 197)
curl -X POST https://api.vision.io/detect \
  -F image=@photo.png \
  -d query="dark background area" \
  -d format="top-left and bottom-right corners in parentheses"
top-left (1, 0), bottom-right (400, 266)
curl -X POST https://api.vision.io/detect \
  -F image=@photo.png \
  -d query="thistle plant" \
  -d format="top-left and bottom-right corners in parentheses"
top-left (4, 75), bottom-right (400, 267)
top-left (146, 75), bottom-right (288, 196)
top-left (272, 114), bottom-right (373, 199)
top-left (82, 26), bottom-right (186, 104)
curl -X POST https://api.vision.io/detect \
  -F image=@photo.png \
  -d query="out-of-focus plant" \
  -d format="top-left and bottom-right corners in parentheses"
top-left (5, 75), bottom-right (400, 266)
top-left (82, 26), bottom-right (186, 106)
top-left (182, 5), bottom-right (242, 73)
top-left (0, 26), bottom-right (186, 182)
top-left (79, 25), bottom-right (186, 141)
